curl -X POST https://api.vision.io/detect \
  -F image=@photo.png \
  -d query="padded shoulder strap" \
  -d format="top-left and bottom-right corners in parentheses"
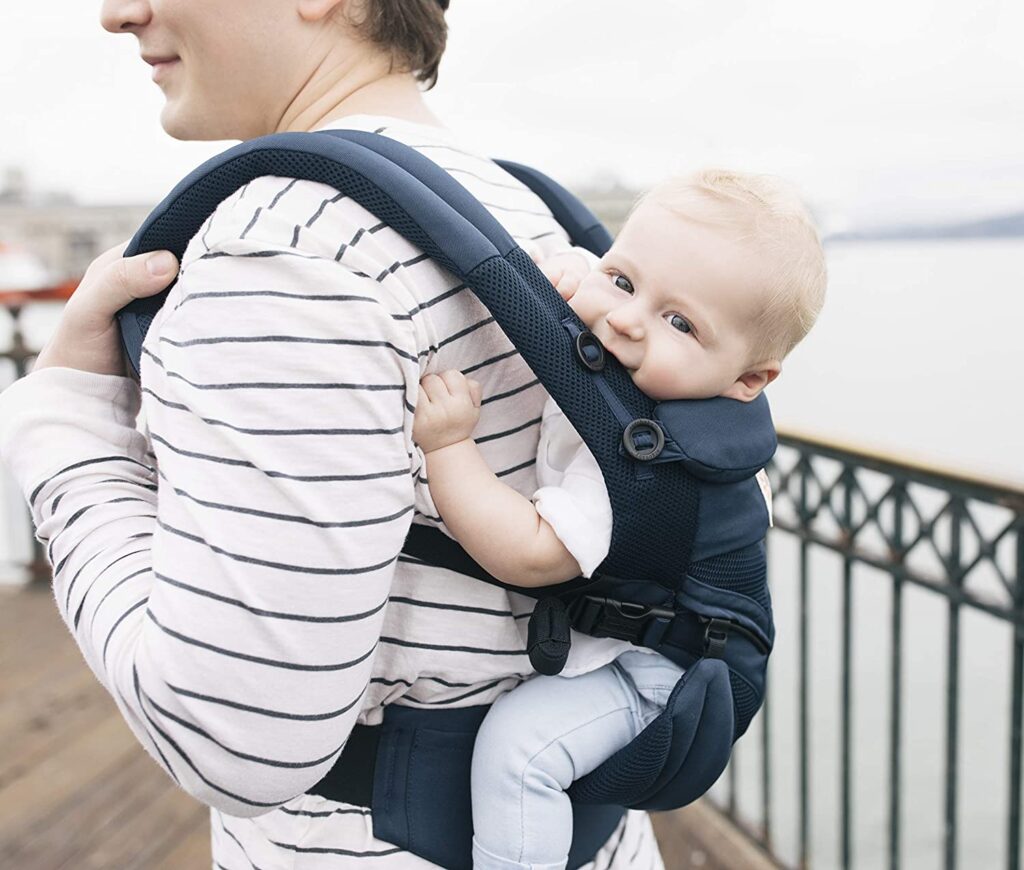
top-left (117, 131), bottom-right (702, 585)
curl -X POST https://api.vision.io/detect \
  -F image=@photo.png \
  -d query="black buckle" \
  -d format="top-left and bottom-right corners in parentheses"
top-left (701, 617), bottom-right (731, 658)
top-left (575, 330), bottom-right (606, 372)
top-left (622, 418), bottom-right (665, 461)
top-left (570, 595), bottom-right (674, 645)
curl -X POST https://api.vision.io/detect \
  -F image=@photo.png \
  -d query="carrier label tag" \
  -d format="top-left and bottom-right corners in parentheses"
top-left (755, 469), bottom-right (774, 527)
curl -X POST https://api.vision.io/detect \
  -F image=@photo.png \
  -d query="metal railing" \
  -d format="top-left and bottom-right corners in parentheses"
top-left (711, 432), bottom-right (1024, 870)
top-left (0, 298), bottom-right (52, 585)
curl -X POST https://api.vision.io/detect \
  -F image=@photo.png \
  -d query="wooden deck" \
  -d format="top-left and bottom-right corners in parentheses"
top-left (0, 584), bottom-right (773, 869)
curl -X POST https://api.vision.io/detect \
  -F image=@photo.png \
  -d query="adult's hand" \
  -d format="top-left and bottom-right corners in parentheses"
top-left (33, 241), bottom-right (179, 379)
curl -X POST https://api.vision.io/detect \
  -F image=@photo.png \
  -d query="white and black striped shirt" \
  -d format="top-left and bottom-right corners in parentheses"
top-left (0, 114), bottom-right (664, 869)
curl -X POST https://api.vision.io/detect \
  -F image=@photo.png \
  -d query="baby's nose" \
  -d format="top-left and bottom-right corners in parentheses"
top-left (606, 309), bottom-right (645, 340)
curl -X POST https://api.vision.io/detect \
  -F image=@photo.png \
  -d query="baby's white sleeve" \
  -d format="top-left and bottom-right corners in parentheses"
top-left (532, 442), bottom-right (612, 578)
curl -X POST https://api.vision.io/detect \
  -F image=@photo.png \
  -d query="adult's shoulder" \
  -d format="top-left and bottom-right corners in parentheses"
top-left (180, 174), bottom-right (394, 268)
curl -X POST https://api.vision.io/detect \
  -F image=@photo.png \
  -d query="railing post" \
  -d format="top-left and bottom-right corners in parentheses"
top-left (944, 499), bottom-right (964, 870)
top-left (4, 303), bottom-right (49, 585)
top-left (889, 483), bottom-right (906, 870)
top-left (799, 453), bottom-right (811, 870)
top-left (841, 466), bottom-right (854, 870)
top-left (1009, 522), bottom-right (1024, 870)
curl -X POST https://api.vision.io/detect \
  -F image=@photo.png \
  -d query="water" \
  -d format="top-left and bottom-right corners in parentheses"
top-left (769, 239), bottom-right (1024, 487)
top-left (707, 239), bottom-right (1024, 868)
top-left (1, 239), bottom-right (1023, 866)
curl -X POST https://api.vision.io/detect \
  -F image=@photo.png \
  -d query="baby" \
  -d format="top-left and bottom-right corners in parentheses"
top-left (412, 168), bottom-right (826, 870)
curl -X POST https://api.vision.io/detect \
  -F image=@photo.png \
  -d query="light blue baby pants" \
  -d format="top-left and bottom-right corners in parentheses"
top-left (470, 649), bottom-right (686, 870)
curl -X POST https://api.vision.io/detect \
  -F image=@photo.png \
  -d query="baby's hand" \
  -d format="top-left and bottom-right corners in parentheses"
top-left (536, 250), bottom-right (594, 302)
top-left (414, 370), bottom-right (484, 453)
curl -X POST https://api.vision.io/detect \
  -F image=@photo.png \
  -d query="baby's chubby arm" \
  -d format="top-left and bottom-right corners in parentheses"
top-left (413, 370), bottom-right (583, 587)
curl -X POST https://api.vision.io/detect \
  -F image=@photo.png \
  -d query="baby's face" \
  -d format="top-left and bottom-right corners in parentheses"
top-left (567, 200), bottom-right (769, 402)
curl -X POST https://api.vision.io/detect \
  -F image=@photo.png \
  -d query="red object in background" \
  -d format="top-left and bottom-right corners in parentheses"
top-left (0, 279), bottom-right (79, 307)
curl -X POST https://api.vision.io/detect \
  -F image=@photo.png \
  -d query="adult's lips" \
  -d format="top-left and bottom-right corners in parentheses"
top-left (143, 55), bottom-right (180, 83)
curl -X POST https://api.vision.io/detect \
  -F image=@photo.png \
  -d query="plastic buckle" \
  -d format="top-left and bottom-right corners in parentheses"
top-left (622, 418), bottom-right (665, 461)
top-left (575, 330), bottom-right (606, 372)
top-left (702, 618), bottom-right (731, 658)
top-left (571, 595), bottom-right (675, 645)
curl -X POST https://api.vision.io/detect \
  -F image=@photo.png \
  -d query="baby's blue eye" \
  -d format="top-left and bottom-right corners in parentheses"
top-left (667, 314), bottom-right (693, 334)
top-left (613, 274), bottom-right (634, 294)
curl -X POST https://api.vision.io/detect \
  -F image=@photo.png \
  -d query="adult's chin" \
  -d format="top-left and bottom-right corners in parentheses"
top-left (159, 98), bottom-right (234, 142)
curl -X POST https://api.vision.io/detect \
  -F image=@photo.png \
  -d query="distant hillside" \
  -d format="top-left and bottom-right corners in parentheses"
top-left (829, 211), bottom-right (1024, 242)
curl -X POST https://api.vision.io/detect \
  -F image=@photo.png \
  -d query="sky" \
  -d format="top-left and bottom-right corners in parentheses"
top-left (1, 0), bottom-right (1022, 227)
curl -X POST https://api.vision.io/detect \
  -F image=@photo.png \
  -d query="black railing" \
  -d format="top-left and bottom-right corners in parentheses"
top-left (0, 301), bottom-right (50, 585)
top-left (712, 432), bottom-right (1024, 870)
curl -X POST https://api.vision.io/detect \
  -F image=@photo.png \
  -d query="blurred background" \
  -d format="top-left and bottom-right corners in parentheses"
top-left (0, 1), bottom-right (1022, 869)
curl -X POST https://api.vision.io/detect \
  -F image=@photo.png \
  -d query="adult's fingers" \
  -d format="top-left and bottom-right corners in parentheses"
top-left (76, 248), bottom-right (179, 318)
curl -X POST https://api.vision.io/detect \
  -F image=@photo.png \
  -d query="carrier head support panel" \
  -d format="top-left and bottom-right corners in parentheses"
top-left (117, 129), bottom-right (776, 870)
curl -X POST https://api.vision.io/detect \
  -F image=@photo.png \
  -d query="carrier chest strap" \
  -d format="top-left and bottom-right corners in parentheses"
top-left (568, 593), bottom-right (770, 668)
top-left (403, 526), bottom-right (769, 672)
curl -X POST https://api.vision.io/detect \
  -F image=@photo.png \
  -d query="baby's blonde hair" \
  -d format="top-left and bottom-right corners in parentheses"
top-left (637, 168), bottom-right (827, 364)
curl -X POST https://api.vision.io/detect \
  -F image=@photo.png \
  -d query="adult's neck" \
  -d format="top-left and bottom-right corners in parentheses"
top-left (274, 62), bottom-right (443, 135)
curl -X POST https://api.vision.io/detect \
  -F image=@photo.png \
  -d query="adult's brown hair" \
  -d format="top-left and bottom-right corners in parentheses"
top-left (347, 0), bottom-right (449, 90)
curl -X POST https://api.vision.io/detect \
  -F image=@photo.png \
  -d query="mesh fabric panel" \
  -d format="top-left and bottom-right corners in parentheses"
top-left (688, 542), bottom-right (769, 611)
top-left (729, 670), bottom-right (760, 736)
top-left (567, 713), bottom-right (673, 806)
top-left (497, 248), bottom-right (702, 581)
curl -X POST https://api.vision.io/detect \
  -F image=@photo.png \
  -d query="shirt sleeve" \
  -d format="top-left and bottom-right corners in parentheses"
top-left (0, 189), bottom-right (421, 817)
top-left (531, 409), bottom-right (612, 578)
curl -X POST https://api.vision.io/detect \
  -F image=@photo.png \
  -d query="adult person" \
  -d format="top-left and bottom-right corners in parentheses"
top-left (0, 0), bottom-right (665, 867)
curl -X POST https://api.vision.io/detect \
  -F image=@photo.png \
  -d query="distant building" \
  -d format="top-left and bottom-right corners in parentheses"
top-left (0, 168), bottom-right (152, 281)
top-left (0, 165), bottom-right (636, 284)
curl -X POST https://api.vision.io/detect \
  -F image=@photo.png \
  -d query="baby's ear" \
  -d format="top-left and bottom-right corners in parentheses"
top-left (722, 361), bottom-right (781, 402)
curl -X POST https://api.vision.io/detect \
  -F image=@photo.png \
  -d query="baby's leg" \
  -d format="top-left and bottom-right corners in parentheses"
top-left (470, 657), bottom-right (676, 870)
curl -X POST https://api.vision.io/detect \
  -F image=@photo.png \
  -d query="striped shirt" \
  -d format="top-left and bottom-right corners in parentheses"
top-left (0, 114), bottom-right (664, 869)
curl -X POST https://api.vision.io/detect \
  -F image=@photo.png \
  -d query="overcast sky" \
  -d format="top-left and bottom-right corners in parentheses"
top-left (1, 0), bottom-right (1022, 225)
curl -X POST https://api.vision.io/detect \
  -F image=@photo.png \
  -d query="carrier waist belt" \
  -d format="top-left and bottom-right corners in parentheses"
top-left (306, 704), bottom-right (624, 870)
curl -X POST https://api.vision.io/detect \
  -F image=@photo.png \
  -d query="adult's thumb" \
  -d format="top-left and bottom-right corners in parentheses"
top-left (144, 251), bottom-right (179, 280)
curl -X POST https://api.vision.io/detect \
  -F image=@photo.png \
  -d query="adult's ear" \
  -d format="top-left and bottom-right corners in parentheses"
top-left (721, 360), bottom-right (781, 402)
top-left (298, 0), bottom-right (350, 24)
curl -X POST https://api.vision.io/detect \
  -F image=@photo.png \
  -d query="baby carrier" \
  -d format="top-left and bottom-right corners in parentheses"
top-left (117, 130), bottom-right (776, 870)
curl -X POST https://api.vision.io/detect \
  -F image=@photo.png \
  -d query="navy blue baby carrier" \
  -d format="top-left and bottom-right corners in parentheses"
top-left (116, 130), bottom-right (776, 869)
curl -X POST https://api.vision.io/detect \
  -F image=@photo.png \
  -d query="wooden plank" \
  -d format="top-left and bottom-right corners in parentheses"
top-left (651, 802), bottom-right (779, 870)
top-left (0, 669), bottom-right (114, 791)
top-left (149, 812), bottom-right (212, 870)
top-left (0, 712), bottom-right (141, 844)
top-left (2, 748), bottom-right (173, 867)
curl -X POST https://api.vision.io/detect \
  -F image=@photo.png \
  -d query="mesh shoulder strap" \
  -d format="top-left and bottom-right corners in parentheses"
top-left (116, 131), bottom-right (701, 584)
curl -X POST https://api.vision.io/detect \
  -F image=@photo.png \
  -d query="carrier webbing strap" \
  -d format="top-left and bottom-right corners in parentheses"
top-left (403, 523), bottom-right (595, 596)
